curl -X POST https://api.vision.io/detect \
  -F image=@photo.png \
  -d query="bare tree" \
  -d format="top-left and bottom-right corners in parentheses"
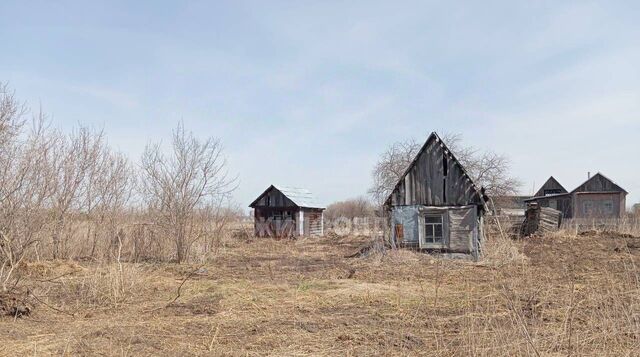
top-left (0, 109), bottom-right (57, 290)
top-left (369, 133), bottom-right (521, 204)
top-left (369, 139), bottom-right (422, 205)
top-left (49, 127), bottom-right (105, 259)
top-left (81, 141), bottom-right (135, 260)
top-left (140, 123), bottom-right (236, 263)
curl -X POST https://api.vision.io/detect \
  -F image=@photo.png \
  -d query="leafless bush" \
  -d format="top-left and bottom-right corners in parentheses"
top-left (0, 89), bottom-right (54, 290)
top-left (0, 83), bottom-right (242, 292)
top-left (140, 123), bottom-right (237, 263)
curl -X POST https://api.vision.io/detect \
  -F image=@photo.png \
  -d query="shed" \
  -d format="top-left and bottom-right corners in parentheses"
top-left (384, 132), bottom-right (487, 257)
top-left (249, 185), bottom-right (325, 238)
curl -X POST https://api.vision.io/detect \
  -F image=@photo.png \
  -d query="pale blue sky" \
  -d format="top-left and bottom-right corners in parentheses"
top-left (1, 1), bottom-right (639, 208)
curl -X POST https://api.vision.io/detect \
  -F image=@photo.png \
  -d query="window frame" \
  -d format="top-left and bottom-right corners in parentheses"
top-left (603, 200), bottom-right (614, 214)
top-left (419, 212), bottom-right (447, 248)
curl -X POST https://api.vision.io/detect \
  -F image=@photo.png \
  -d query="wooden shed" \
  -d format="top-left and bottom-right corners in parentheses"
top-left (384, 132), bottom-right (487, 257)
top-left (249, 185), bottom-right (325, 238)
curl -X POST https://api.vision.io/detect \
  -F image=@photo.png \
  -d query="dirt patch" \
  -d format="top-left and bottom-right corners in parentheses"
top-left (163, 293), bottom-right (223, 316)
top-left (579, 230), bottom-right (638, 239)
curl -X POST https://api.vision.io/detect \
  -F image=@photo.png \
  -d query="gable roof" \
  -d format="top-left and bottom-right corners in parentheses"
top-left (249, 185), bottom-right (325, 209)
top-left (570, 172), bottom-right (628, 194)
top-left (384, 132), bottom-right (485, 207)
top-left (533, 176), bottom-right (568, 197)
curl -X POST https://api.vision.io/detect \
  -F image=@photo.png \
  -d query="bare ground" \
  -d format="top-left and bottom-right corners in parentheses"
top-left (2, 231), bottom-right (640, 356)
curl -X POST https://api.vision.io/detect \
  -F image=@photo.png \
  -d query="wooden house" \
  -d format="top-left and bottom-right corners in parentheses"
top-left (525, 173), bottom-right (627, 219)
top-left (384, 132), bottom-right (487, 257)
top-left (523, 177), bottom-right (573, 218)
top-left (249, 185), bottom-right (325, 238)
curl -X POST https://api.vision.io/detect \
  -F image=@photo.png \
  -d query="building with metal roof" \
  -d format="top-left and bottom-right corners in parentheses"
top-left (249, 185), bottom-right (324, 238)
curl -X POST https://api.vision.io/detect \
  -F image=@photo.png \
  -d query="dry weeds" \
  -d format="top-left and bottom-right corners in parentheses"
top-left (1, 229), bottom-right (639, 356)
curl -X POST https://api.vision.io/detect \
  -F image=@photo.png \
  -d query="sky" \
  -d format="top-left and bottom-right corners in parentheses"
top-left (1, 1), bottom-right (639, 209)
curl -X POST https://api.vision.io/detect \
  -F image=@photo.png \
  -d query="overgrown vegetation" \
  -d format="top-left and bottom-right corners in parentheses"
top-left (2, 223), bottom-right (640, 355)
top-left (0, 83), bottom-right (239, 292)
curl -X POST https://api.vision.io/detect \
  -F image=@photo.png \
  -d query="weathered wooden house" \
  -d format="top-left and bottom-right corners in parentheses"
top-left (523, 176), bottom-right (573, 218)
top-left (249, 185), bottom-right (325, 238)
top-left (385, 132), bottom-right (487, 257)
top-left (525, 173), bottom-right (627, 219)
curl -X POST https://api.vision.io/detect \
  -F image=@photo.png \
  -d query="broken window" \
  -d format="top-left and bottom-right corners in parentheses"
top-left (424, 215), bottom-right (444, 244)
top-left (442, 152), bottom-right (448, 176)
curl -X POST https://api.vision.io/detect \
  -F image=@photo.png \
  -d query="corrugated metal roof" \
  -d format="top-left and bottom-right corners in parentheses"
top-left (273, 185), bottom-right (324, 209)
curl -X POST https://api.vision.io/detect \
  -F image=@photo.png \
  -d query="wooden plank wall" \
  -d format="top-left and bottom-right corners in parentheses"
top-left (574, 173), bottom-right (626, 193)
top-left (253, 187), bottom-right (297, 208)
top-left (388, 137), bottom-right (482, 207)
top-left (521, 205), bottom-right (562, 236)
top-left (304, 209), bottom-right (323, 237)
top-left (534, 177), bottom-right (567, 197)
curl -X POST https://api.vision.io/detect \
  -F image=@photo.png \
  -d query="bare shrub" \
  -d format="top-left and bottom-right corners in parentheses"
top-left (140, 123), bottom-right (236, 263)
top-left (0, 110), bottom-right (56, 290)
top-left (324, 196), bottom-right (375, 221)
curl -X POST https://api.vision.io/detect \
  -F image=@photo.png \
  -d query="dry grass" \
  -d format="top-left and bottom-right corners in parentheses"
top-left (2, 229), bottom-right (640, 356)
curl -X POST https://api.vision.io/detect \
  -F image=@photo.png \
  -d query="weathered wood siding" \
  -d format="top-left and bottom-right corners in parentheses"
top-left (303, 209), bottom-right (324, 237)
top-left (573, 192), bottom-right (625, 219)
top-left (447, 206), bottom-right (478, 254)
top-left (391, 205), bottom-right (478, 255)
top-left (531, 195), bottom-right (573, 219)
top-left (573, 173), bottom-right (625, 193)
top-left (254, 207), bottom-right (299, 238)
top-left (252, 188), bottom-right (297, 208)
top-left (521, 205), bottom-right (562, 236)
top-left (534, 177), bottom-right (568, 197)
top-left (387, 136), bottom-right (482, 207)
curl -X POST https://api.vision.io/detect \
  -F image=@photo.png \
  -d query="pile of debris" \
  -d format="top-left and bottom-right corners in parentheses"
top-left (0, 290), bottom-right (32, 318)
top-left (521, 203), bottom-right (562, 237)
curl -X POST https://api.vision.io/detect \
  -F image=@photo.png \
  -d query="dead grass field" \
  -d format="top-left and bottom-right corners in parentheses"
top-left (2, 230), bottom-right (640, 356)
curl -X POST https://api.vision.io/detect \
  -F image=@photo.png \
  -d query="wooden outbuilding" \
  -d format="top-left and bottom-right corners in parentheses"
top-left (249, 185), bottom-right (325, 238)
top-left (525, 173), bottom-right (627, 219)
top-left (384, 132), bottom-right (487, 257)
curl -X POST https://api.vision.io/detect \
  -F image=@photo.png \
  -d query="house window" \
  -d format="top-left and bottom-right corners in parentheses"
top-left (549, 199), bottom-right (557, 210)
top-left (603, 200), bottom-right (614, 214)
top-left (544, 189), bottom-right (562, 196)
top-left (424, 215), bottom-right (444, 244)
top-left (583, 201), bottom-right (593, 215)
top-left (272, 211), bottom-right (283, 220)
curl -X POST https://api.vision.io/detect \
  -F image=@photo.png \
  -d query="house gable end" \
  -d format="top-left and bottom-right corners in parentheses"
top-left (249, 185), bottom-right (298, 208)
top-left (534, 176), bottom-right (568, 197)
top-left (571, 173), bottom-right (628, 194)
top-left (385, 132), bottom-right (484, 208)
